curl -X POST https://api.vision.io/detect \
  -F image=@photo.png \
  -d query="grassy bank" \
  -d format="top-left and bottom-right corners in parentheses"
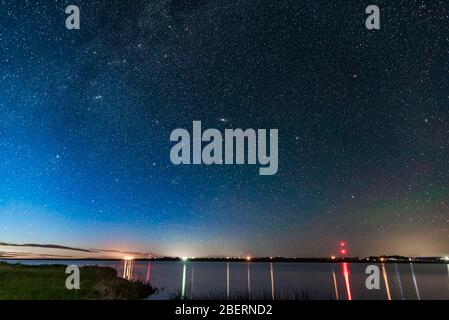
top-left (0, 262), bottom-right (154, 300)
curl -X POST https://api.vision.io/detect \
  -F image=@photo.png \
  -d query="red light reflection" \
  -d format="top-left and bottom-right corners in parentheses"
top-left (341, 262), bottom-right (352, 300)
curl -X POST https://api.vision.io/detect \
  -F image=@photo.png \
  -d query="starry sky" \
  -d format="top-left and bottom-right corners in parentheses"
top-left (0, 0), bottom-right (448, 258)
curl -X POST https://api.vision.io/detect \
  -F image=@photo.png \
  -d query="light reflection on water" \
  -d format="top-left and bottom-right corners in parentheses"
top-left (122, 259), bottom-right (134, 280)
top-left (331, 266), bottom-right (339, 300)
top-left (381, 263), bottom-right (391, 300)
top-left (3, 260), bottom-right (449, 300)
top-left (394, 263), bottom-right (405, 300)
top-left (410, 262), bottom-right (421, 300)
top-left (341, 262), bottom-right (352, 300)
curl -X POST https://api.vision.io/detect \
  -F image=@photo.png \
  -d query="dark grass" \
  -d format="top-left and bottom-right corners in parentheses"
top-left (0, 262), bottom-right (154, 300)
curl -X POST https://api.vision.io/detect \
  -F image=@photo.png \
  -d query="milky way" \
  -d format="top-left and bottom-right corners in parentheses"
top-left (0, 0), bottom-right (448, 257)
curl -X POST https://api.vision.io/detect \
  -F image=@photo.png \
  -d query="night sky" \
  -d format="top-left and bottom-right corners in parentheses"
top-left (0, 0), bottom-right (448, 258)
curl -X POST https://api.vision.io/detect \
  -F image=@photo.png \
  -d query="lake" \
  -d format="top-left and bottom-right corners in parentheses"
top-left (3, 260), bottom-right (449, 300)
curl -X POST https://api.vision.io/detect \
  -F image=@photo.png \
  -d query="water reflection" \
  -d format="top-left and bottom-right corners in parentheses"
top-left (394, 263), bottom-right (405, 300)
top-left (247, 262), bottom-right (251, 300)
top-left (447, 264), bottom-right (449, 293)
top-left (145, 260), bottom-right (151, 284)
top-left (190, 265), bottom-right (195, 300)
top-left (332, 266), bottom-right (339, 300)
top-left (446, 264), bottom-right (449, 293)
top-left (341, 263), bottom-right (352, 300)
top-left (381, 263), bottom-right (391, 300)
top-left (181, 263), bottom-right (187, 300)
top-left (410, 263), bottom-right (421, 300)
top-left (226, 262), bottom-right (230, 300)
top-left (122, 259), bottom-right (134, 280)
top-left (270, 262), bottom-right (275, 300)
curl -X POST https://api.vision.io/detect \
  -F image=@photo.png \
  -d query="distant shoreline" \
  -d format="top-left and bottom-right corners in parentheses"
top-left (2, 257), bottom-right (448, 264)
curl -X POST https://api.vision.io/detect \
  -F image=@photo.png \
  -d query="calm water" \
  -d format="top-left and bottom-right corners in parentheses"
top-left (4, 260), bottom-right (449, 300)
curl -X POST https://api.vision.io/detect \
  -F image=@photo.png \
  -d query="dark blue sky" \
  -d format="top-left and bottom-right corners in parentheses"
top-left (0, 0), bottom-right (448, 257)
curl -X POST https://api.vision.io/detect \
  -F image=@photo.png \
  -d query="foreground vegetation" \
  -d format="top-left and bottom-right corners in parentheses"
top-left (0, 262), bottom-right (154, 300)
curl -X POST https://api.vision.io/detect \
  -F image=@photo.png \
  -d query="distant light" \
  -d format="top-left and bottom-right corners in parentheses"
top-left (340, 241), bottom-right (346, 247)
top-left (380, 257), bottom-right (385, 262)
top-left (443, 256), bottom-right (449, 262)
top-left (331, 256), bottom-right (336, 260)
top-left (340, 249), bottom-right (347, 255)
top-left (191, 256), bottom-right (196, 260)
top-left (181, 256), bottom-right (188, 262)
top-left (246, 256), bottom-right (251, 261)
top-left (124, 256), bottom-right (134, 261)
